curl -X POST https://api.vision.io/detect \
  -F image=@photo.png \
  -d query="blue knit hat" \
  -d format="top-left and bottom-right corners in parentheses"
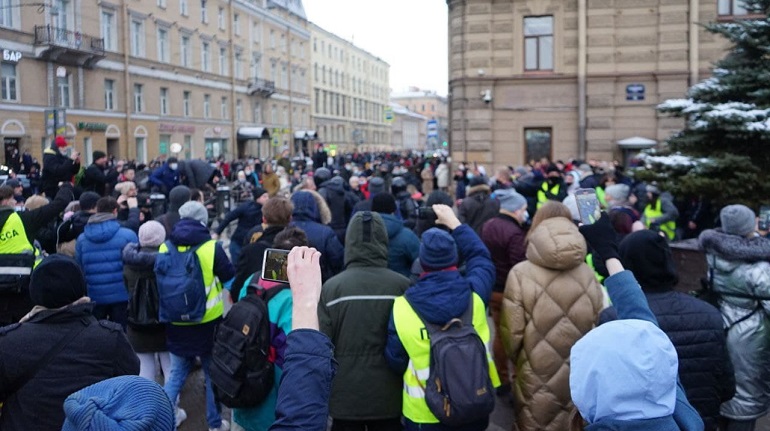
top-left (420, 228), bottom-right (458, 271)
top-left (62, 376), bottom-right (174, 431)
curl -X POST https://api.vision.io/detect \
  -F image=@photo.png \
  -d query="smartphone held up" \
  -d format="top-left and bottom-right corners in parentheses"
top-left (261, 248), bottom-right (290, 283)
top-left (575, 188), bottom-right (601, 225)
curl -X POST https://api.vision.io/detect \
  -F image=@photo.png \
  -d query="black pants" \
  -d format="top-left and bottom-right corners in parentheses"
top-left (331, 418), bottom-right (402, 431)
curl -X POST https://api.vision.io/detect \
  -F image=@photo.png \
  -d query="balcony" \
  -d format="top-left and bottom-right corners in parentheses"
top-left (248, 78), bottom-right (276, 98)
top-left (33, 25), bottom-right (105, 68)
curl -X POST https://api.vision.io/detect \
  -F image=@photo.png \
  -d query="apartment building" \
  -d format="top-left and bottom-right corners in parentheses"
top-left (309, 23), bottom-right (391, 154)
top-left (448, 0), bottom-right (739, 166)
top-left (391, 87), bottom-right (448, 150)
top-left (390, 102), bottom-right (427, 151)
top-left (0, 0), bottom-right (311, 166)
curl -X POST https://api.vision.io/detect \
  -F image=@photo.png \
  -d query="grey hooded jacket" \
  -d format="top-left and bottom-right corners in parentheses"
top-left (699, 229), bottom-right (770, 420)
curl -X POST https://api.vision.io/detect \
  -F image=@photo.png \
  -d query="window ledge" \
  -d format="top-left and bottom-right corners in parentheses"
top-left (717, 13), bottom-right (765, 21)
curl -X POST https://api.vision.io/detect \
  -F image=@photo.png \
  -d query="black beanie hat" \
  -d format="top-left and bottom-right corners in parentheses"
top-left (79, 192), bottom-right (100, 212)
top-left (372, 193), bottom-right (397, 215)
top-left (29, 255), bottom-right (87, 308)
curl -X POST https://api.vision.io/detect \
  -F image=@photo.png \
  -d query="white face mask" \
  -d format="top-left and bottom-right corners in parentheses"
top-left (169, 163), bottom-right (178, 171)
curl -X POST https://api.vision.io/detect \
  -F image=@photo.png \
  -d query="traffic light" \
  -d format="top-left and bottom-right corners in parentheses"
top-left (442, 141), bottom-right (448, 147)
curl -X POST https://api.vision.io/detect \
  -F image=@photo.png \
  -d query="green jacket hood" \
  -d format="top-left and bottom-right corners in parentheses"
top-left (344, 211), bottom-right (389, 268)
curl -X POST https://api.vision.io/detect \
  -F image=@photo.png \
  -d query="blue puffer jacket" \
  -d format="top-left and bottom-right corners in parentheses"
top-left (75, 214), bottom-right (139, 305)
top-left (148, 163), bottom-right (179, 192)
top-left (379, 213), bottom-right (420, 278)
top-left (290, 191), bottom-right (344, 281)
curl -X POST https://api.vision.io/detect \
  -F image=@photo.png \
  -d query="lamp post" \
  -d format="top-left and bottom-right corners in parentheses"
top-left (54, 66), bottom-right (67, 141)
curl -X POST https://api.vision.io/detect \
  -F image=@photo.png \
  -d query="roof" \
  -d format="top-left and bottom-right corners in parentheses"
top-left (390, 102), bottom-right (428, 120)
top-left (391, 90), bottom-right (447, 101)
top-left (267, 0), bottom-right (307, 19)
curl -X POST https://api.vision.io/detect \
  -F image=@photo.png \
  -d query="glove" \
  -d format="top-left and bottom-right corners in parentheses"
top-left (579, 212), bottom-right (621, 263)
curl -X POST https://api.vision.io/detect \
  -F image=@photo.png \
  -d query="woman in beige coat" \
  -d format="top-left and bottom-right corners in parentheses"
top-left (421, 163), bottom-right (434, 195)
top-left (501, 201), bottom-right (603, 431)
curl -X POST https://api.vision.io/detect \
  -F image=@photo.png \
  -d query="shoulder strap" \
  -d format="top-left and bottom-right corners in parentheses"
top-left (4, 319), bottom-right (90, 399)
top-left (405, 293), bottom-right (475, 334)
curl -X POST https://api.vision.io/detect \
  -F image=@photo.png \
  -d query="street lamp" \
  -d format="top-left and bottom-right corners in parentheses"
top-left (54, 66), bottom-right (67, 141)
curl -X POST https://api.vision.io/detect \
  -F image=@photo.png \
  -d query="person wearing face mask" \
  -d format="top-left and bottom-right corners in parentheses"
top-left (536, 164), bottom-right (568, 210)
top-left (148, 157), bottom-right (180, 196)
top-left (480, 188), bottom-right (529, 399)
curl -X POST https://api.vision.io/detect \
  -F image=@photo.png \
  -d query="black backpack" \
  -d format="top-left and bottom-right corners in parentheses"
top-left (407, 295), bottom-right (495, 426)
top-left (211, 279), bottom-right (288, 408)
top-left (126, 269), bottom-right (162, 330)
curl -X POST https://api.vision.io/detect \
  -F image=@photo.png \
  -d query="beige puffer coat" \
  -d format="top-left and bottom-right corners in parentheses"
top-left (501, 217), bottom-right (603, 431)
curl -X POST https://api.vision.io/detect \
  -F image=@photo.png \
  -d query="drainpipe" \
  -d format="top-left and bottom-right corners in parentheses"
top-left (577, 0), bottom-right (587, 160)
top-left (122, 0), bottom-right (132, 160)
top-left (229, 0), bottom-right (237, 157)
top-left (689, 0), bottom-right (699, 86)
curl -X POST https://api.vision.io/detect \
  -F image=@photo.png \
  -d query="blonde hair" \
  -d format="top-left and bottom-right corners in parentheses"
top-left (24, 195), bottom-right (48, 211)
top-left (114, 181), bottom-right (136, 196)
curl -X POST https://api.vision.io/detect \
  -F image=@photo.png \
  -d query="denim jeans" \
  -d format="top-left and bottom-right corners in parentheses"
top-left (164, 353), bottom-right (222, 429)
top-left (229, 240), bottom-right (242, 267)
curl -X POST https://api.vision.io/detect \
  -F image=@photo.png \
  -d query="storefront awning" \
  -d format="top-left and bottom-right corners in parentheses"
top-left (617, 136), bottom-right (657, 149)
top-left (294, 130), bottom-right (319, 140)
top-left (237, 127), bottom-right (271, 140)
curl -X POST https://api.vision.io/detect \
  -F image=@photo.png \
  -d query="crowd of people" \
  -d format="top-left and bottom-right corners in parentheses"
top-left (0, 136), bottom-right (769, 431)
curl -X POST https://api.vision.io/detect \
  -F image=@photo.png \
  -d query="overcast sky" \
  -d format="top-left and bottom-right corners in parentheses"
top-left (303, 0), bottom-right (448, 96)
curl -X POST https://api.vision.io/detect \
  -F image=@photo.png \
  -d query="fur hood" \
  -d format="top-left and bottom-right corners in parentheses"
top-left (698, 229), bottom-right (770, 263)
top-left (467, 184), bottom-right (491, 197)
top-left (291, 189), bottom-right (331, 225)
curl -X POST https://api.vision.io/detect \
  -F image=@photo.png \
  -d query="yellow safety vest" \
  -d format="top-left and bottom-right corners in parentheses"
top-left (644, 199), bottom-right (676, 240)
top-left (392, 294), bottom-right (500, 424)
top-left (158, 240), bottom-right (223, 325)
top-left (596, 187), bottom-right (606, 208)
top-left (0, 211), bottom-right (40, 273)
top-left (537, 182), bottom-right (561, 209)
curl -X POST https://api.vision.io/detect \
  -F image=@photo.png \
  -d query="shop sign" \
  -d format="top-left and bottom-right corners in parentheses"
top-left (159, 123), bottom-right (195, 133)
top-left (626, 84), bottom-right (645, 101)
top-left (2, 49), bottom-right (21, 63)
top-left (77, 122), bottom-right (108, 132)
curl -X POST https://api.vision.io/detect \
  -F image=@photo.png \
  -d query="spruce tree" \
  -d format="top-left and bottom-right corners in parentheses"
top-left (648, 0), bottom-right (770, 207)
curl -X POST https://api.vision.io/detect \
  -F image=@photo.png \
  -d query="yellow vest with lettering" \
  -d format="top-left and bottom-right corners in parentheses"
top-left (158, 240), bottom-right (223, 324)
top-left (0, 212), bottom-right (33, 254)
top-left (644, 200), bottom-right (676, 240)
top-left (537, 182), bottom-right (561, 209)
top-left (392, 293), bottom-right (500, 424)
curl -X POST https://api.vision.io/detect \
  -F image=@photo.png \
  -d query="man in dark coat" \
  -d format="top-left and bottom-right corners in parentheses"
top-left (80, 151), bottom-right (118, 196)
top-left (148, 157), bottom-right (180, 195)
top-left (180, 159), bottom-right (218, 190)
top-left (458, 177), bottom-right (500, 235)
top-left (232, 196), bottom-right (293, 299)
top-left (352, 177), bottom-right (386, 214)
top-left (318, 175), bottom-right (356, 244)
top-left (213, 187), bottom-right (268, 265)
top-left (600, 230), bottom-right (734, 431)
top-left (290, 190), bottom-right (344, 282)
top-left (0, 255), bottom-right (139, 431)
top-left (318, 211), bottom-right (411, 430)
top-left (41, 136), bottom-right (80, 199)
top-left (155, 185), bottom-right (191, 238)
top-left (480, 189), bottom-right (529, 395)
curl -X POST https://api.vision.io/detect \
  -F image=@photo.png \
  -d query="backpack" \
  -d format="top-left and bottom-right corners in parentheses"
top-left (407, 296), bottom-right (495, 426)
top-left (127, 269), bottom-right (162, 329)
top-left (211, 279), bottom-right (288, 408)
top-left (154, 241), bottom-right (207, 323)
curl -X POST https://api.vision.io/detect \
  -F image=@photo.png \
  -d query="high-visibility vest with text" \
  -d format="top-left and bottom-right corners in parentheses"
top-left (159, 240), bottom-right (224, 324)
top-left (644, 200), bottom-right (676, 240)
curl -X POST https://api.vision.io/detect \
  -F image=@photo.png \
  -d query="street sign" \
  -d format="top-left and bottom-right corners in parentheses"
top-left (427, 119), bottom-right (439, 138)
top-left (626, 84), bottom-right (645, 101)
top-left (384, 107), bottom-right (394, 122)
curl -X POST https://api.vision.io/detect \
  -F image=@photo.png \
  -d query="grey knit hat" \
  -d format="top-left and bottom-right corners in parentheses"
top-left (605, 184), bottom-right (630, 205)
top-left (720, 204), bottom-right (756, 237)
top-left (138, 221), bottom-right (166, 248)
top-left (178, 201), bottom-right (208, 225)
top-left (496, 189), bottom-right (527, 212)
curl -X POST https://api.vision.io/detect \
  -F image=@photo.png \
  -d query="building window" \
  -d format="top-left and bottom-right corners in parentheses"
top-left (271, 105), bottom-right (277, 124)
top-left (160, 87), bottom-right (169, 115)
top-left (252, 21), bottom-right (260, 44)
top-left (200, 0), bottom-right (207, 23)
top-left (253, 102), bottom-right (261, 123)
top-left (281, 34), bottom-right (286, 52)
top-left (236, 99), bottom-right (242, 120)
top-left (524, 16), bottom-right (554, 71)
top-left (203, 94), bottom-right (210, 118)
top-left (55, 0), bottom-right (72, 31)
top-left (180, 34), bottom-right (191, 67)
top-left (221, 96), bottom-right (228, 119)
top-left (270, 62), bottom-right (276, 82)
top-left (180, 0), bottom-right (188, 15)
top-left (298, 42), bottom-right (304, 58)
top-left (270, 30), bottom-right (275, 49)
top-left (157, 0), bottom-right (166, 7)
top-left (133, 83), bottom-right (144, 112)
top-left (234, 13), bottom-right (240, 35)
top-left (1, 63), bottom-right (17, 101)
top-left (219, 46), bottom-right (228, 75)
top-left (201, 41), bottom-right (211, 72)
top-left (157, 27), bottom-right (169, 62)
top-left (130, 18), bottom-right (145, 57)
top-left (58, 75), bottom-right (70, 107)
top-left (100, 10), bottom-right (117, 51)
top-left (218, 7), bottom-right (225, 30)
top-left (234, 51), bottom-right (243, 79)
top-left (183, 90), bottom-right (191, 116)
top-left (524, 128), bottom-right (552, 162)
top-left (281, 64), bottom-right (287, 89)
top-left (104, 79), bottom-right (115, 110)
top-left (282, 107), bottom-right (288, 125)
top-left (0, 0), bottom-right (19, 29)
top-left (251, 52), bottom-right (260, 78)
top-left (718, 0), bottom-right (750, 15)
top-left (313, 38), bottom-right (317, 52)
top-left (314, 89), bottom-right (319, 113)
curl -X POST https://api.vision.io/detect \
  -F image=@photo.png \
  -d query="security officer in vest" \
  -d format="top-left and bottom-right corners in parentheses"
top-left (385, 204), bottom-right (498, 431)
top-left (536, 164), bottom-right (568, 210)
top-left (159, 201), bottom-right (234, 431)
top-left (0, 183), bottom-right (74, 325)
top-left (642, 184), bottom-right (679, 241)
